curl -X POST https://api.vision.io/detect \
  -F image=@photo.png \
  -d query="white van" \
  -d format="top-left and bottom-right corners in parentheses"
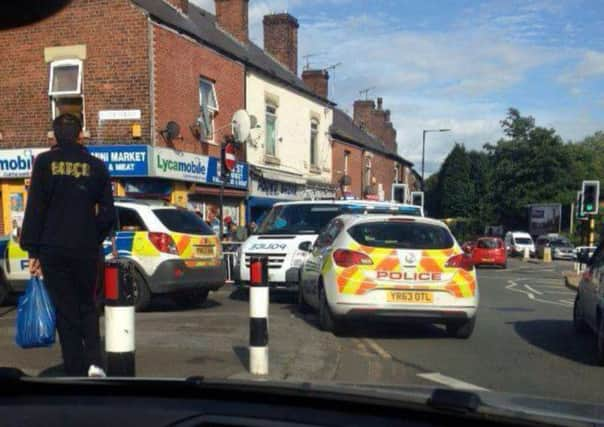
top-left (504, 231), bottom-right (535, 257)
top-left (236, 200), bottom-right (423, 289)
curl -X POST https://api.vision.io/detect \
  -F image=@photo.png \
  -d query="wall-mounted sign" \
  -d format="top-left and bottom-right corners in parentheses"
top-left (0, 148), bottom-right (48, 178)
top-left (88, 145), bottom-right (149, 177)
top-left (99, 110), bottom-right (141, 121)
top-left (151, 147), bottom-right (247, 189)
top-left (250, 176), bottom-right (302, 200)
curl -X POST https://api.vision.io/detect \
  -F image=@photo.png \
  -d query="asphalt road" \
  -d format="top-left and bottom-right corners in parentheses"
top-left (1, 258), bottom-right (603, 404)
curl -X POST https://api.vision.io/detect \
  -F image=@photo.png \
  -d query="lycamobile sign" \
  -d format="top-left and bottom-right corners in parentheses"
top-left (152, 147), bottom-right (210, 183)
top-left (0, 148), bottom-right (47, 178)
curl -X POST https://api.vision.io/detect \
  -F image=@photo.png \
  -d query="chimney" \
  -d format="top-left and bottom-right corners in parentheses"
top-left (302, 69), bottom-right (329, 99)
top-left (263, 13), bottom-right (299, 74)
top-left (377, 97), bottom-right (383, 110)
top-left (353, 100), bottom-right (375, 129)
top-left (166, 0), bottom-right (189, 14)
top-left (215, 0), bottom-right (249, 43)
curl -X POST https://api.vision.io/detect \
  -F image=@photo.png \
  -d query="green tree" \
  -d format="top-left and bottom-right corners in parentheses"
top-left (424, 173), bottom-right (441, 218)
top-left (437, 144), bottom-right (474, 218)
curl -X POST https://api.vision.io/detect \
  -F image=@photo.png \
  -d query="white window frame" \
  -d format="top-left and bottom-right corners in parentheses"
top-left (51, 95), bottom-right (86, 129)
top-left (265, 102), bottom-right (278, 157)
top-left (48, 59), bottom-right (83, 96)
top-left (199, 78), bottom-right (219, 143)
top-left (310, 119), bottom-right (319, 167)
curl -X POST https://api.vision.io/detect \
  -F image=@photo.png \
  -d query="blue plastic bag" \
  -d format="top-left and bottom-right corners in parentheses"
top-left (15, 277), bottom-right (56, 348)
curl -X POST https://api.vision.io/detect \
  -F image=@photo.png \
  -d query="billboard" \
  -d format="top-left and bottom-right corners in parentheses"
top-left (528, 204), bottom-right (561, 236)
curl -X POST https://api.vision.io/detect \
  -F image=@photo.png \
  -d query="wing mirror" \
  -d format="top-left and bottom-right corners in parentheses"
top-left (298, 241), bottom-right (313, 252)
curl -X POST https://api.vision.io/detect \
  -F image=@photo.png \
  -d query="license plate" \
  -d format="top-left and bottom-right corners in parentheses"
top-left (387, 291), bottom-right (433, 303)
top-left (483, 258), bottom-right (493, 262)
top-left (195, 246), bottom-right (214, 257)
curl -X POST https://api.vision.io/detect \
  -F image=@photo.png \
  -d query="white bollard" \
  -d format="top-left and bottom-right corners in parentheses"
top-left (523, 247), bottom-right (530, 261)
top-left (249, 256), bottom-right (269, 375)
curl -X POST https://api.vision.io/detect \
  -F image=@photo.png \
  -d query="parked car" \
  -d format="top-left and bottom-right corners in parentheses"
top-left (536, 235), bottom-right (575, 260)
top-left (471, 237), bottom-right (507, 268)
top-left (573, 242), bottom-right (604, 363)
top-left (504, 231), bottom-right (535, 257)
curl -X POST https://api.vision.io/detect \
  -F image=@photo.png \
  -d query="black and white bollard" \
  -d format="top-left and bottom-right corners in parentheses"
top-left (249, 256), bottom-right (269, 375)
top-left (104, 260), bottom-right (136, 376)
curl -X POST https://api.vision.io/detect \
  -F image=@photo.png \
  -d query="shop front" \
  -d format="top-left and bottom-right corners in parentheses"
top-left (247, 166), bottom-right (306, 224)
top-left (150, 147), bottom-right (249, 232)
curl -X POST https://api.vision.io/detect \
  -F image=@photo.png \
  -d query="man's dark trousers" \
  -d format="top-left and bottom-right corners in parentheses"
top-left (40, 250), bottom-right (102, 376)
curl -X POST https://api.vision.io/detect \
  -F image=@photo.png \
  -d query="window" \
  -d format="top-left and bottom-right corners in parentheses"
top-left (364, 155), bottom-right (372, 187)
top-left (477, 238), bottom-right (502, 249)
top-left (199, 78), bottom-right (219, 141)
top-left (153, 208), bottom-right (214, 235)
top-left (117, 208), bottom-right (147, 232)
top-left (265, 103), bottom-right (277, 156)
top-left (310, 119), bottom-right (319, 167)
top-left (344, 151), bottom-right (350, 175)
top-left (348, 221), bottom-right (454, 250)
top-left (316, 219), bottom-right (344, 248)
top-left (48, 59), bottom-right (84, 126)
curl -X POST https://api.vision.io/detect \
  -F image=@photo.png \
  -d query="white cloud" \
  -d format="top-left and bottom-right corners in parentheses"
top-left (558, 50), bottom-right (604, 84)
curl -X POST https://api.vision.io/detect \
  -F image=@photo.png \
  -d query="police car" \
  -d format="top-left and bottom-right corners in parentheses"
top-left (0, 198), bottom-right (225, 311)
top-left (299, 214), bottom-right (479, 338)
top-left (236, 200), bottom-right (423, 290)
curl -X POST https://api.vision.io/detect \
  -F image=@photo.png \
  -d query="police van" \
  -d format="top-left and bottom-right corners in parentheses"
top-left (236, 200), bottom-right (423, 289)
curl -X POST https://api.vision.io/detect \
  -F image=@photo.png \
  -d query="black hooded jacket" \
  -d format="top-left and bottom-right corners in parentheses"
top-left (20, 141), bottom-right (116, 258)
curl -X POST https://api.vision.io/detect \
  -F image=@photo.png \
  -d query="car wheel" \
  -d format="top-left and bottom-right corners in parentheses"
top-left (132, 268), bottom-right (151, 312)
top-left (298, 284), bottom-right (312, 314)
top-left (318, 286), bottom-right (344, 336)
top-left (597, 315), bottom-right (604, 366)
top-left (573, 294), bottom-right (589, 334)
top-left (446, 316), bottom-right (476, 339)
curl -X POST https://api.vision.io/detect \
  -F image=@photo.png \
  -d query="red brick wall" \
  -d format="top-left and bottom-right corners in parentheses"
top-left (152, 24), bottom-right (245, 157)
top-left (0, 0), bottom-right (150, 148)
top-left (215, 0), bottom-right (249, 44)
top-left (371, 152), bottom-right (396, 201)
top-left (332, 139), bottom-right (363, 198)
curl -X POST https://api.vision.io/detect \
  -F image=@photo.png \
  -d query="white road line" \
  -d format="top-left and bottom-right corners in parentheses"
top-left (417, 373), bottom-right (489, 391)
top-left (524, 284), bottom-right (543, 295)
top-left (362, 338), bottom-right (392, 360)
top-left (506, 281), bottom-right (573, 307)
top-left (560, 299), bottom-right (575, 305)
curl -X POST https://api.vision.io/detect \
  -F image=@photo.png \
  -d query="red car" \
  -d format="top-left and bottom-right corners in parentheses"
top-left (471, 237), bottom-right (507, 268)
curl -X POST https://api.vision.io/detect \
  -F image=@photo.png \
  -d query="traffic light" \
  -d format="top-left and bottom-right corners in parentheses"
top-left (581, 180), bottom-right (600, 216)
top-left (411, 191), bottom-right (424, 208)
top-left (392, 184), bottom-right (407, 203)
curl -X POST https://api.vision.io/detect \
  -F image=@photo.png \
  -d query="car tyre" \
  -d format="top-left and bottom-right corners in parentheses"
top-left (446, 316), bottom-right (476, 339)
top-left (133, 268), bottom-right (152, 312)
top-left (318, 286), bottom-right (345, 336)
top-left (596, 315), bottom-right (604, 366)
top-left (298, 284), bottom-right (312, 314)
top-left (573, 294), bottom-right (588, 334)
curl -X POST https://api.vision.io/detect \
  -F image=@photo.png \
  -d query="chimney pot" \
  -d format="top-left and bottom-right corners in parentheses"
top-left (215, 0), bottom-right (249, 43)
top-left (377, 97), bottom-right (383, 110)
top-left (263, 13), bottom-right (299, 74)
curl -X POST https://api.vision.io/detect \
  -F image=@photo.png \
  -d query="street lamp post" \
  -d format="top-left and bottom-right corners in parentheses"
top-left (421, 128), bottom-right (451, 190)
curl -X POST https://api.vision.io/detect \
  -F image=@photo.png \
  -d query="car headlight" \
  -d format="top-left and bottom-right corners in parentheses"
top-left (292, 250), bottom-right (308, 268)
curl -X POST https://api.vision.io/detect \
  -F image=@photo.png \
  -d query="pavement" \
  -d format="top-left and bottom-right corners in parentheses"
top-left (2, 258), bottom-right (604, 404)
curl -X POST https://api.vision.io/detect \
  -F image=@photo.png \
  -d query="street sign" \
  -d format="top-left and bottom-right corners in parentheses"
top-left (392, 183), bottom-right (408, 203)
top-left (223, 142), bottom-right (236, 172)
top-left (411, 191), bottom-right (424, 208)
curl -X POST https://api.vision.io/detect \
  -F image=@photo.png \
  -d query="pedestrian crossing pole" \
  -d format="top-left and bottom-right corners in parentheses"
top-left (249, 256), bottom-right (269, 375)
top-left (104, 260), bottom-right (135, 376)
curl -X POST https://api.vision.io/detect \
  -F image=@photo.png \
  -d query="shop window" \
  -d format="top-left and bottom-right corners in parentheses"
top-left (199, 78), bottom-right (219, 142)
top-left (48, 59), bottom-right (85, 127)
top-left (265, 103), bottom-right (277, 156)
top-left (117, 207), bottom-right (147, 232)
top-left (310, 119), bottom-right (319, 167)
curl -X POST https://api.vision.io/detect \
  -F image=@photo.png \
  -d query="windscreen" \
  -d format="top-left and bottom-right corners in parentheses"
top-left (257, 204), bottom-right (344, 235)
top-left (514, 237), bottom-right (532, 245)
top-left (348, 221), bottom-right (454, 249)
top-left (154, 208), bottom-right (214, 235)
top-left (477, 238), bottom-right (501, 249)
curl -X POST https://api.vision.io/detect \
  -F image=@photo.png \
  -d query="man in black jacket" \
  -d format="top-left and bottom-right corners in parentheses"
top-left (20, 114), bottom-right (116, 377)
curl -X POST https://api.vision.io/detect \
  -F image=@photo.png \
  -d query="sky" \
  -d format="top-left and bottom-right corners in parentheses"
top-left (192, 0), bottom-right (604, 176)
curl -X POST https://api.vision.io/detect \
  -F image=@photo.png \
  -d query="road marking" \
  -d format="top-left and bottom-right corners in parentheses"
top-left (352, 338), bottom-right (372, 357)
top-left (560, 299), bottom-right (575, 305)
top-left (524, 284), bottom-right (543, 295)
top-left (417, 372), bottom-right (488, 391)
top-left (506, 281), bottom-right (573, 307)
top-left (362, 338), bottom-right (392, 360)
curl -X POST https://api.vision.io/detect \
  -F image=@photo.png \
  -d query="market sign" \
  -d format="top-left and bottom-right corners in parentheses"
top-left (0, 148), bottom-right (48, 178)
top-left (152, 147), bottom-right (248, 189)
top-left (88, 145), bottom-right (149, 177)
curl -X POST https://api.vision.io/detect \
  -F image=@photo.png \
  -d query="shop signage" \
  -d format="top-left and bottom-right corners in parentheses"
top-left (152, 147), bottom-right (248, 189)
top-left (88, 145), bottom-right (149, 177)
top-left (0, 148), bottom-right (47, 178)
top-left (250, 176), bottom-right (302, 200)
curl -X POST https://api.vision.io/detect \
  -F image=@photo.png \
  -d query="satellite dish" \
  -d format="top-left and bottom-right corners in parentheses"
top-left (231, 110), bottom-right (251, 143)
top-left (165, 121), bottom-right (180, 141)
